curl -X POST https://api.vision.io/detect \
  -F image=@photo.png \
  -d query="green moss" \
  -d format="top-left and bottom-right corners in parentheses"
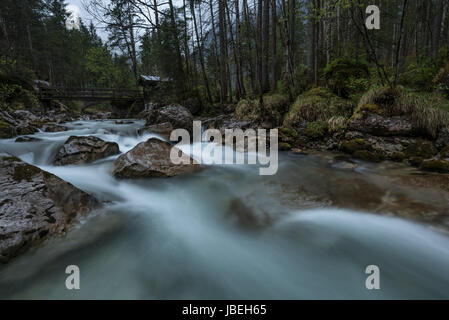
top-left (404, 141), bottom-right (438, 159)
top-left (305, 121), bottom-right (329, 140)
top-left (341, 138), bottom-right (370, 154)
top-left (420, 159), bottom-right (449, 173)
top-left (235, 94), bottom-right (289, 126)
top-left (323, 58), bottom-right (370, 98)
top-left (350, 103), bottom-right (386, 121)
top-left (391, 152), bottom-right (406, 162)
top-left (13, 163), bottom-right (41, 182)
top-left (353, 150), bottom-right (384, 162)
top-left (279, 127), bottom-right (299, 138)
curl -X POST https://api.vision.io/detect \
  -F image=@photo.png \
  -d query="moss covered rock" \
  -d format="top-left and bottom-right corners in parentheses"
top-left (420, 159), bottom-right (449, 173)
top-left (404, 140), bottom-right (438, 159)
top-left (351, 104), bottom-right (386, 120)
top-left (235, 94), bottom-right (289, 126)
top-left (353, 150), bottom-right (384, 162)
top-left (284, 87), bottom-right (354, 127)
top-left (391, 152), bottom-right (407, 162)
top-left (341, 138), bottom-right (371, 154)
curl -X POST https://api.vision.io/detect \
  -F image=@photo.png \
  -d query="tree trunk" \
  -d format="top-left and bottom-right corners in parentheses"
top-left (218, 0), bottom-right (228, 102)
top-left (190, 0), bottom-right (212, 103)
top-left (271, 0), bottom-right (278, 91)
top-left (261, 0), bottom-right (270, 93)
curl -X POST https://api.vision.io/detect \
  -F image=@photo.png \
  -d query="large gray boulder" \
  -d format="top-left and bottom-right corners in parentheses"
top-left (0, 154), bottom-right (98, 263)
top-left (0, 111), bottom-right (39, 138)
top-left (348, 114), bottom-right (417, 137)
top-left (112, 138), bottom-right (198, 179)
top-left (54, 136), bottom-right (120, 166)
top-left (138, 122), bottom-right (173, 140)
top-left (144, 104), bottom-right (193, 133)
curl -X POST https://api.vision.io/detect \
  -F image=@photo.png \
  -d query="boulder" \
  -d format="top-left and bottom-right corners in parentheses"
top-left (15, 136), bottom-right (41, 143)
top-left (112, 138), bottom-right (199, 179)
top-left (138, 122), bottom-right (173, 140)
top-left (348, 114), bottom-right (416, 137)
top-left (436, 127), bottom-right (449, 149)
top-left (54, 136), bottom-right (120, 166)
top-left (202, 114), bottom-right (254, 136)
top-left (404, 140), bottom-right (438, 159)
top-left (41, 123), bottom-right (68, 132)
top-left (144, 104), bottom-right (193, 133)
top-left (0, 111), bottom-right (39, 138)
top-left (0, 154), bottom-right (98, 263)
top-left (420, 159), bottom-right (449, 173)
top-left (11, 110), bottom-right (39, 122)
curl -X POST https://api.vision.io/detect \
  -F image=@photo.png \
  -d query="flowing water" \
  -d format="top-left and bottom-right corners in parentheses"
top-left (1, 119), bottom-right (449, 299)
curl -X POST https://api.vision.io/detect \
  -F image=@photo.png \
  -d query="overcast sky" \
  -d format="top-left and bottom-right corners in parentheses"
top-left (67, 0), bottom-right (109, 40)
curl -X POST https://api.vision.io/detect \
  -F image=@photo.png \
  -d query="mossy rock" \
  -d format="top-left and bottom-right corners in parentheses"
top-left (350, 103), bottom-right (386, 121)
top-left (284, 87), bottom-right (355, 127)
top-left (391, 152), bottom-right (406, 162)
top-left (0, 118), bottom-right (14, 138)
top-left (404, 141), bottom-right (438, 159)
top-left (235, 94), bottom-right (289, 126)
top-left (279, 142), bottom-right (292, 151)
top-left (341, 138), bottom-right (370, 154)
top-left (440, 146), bottom-right (449, 158)
top-left (353, 150), bottom-right (384, 162)
top-left (13, 163), bottom-right (42, 182)
top-left (420, 159), bottom-right (449, 173)
top-left (305, 121), bottom-right (329, 140)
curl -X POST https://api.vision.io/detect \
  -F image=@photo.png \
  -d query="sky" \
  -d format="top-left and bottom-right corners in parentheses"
top-left (67, 0), bottom-right (109, 40)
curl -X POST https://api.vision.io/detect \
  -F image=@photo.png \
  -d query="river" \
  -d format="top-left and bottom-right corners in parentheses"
top-left (0, 119), bottom-right (449, 299)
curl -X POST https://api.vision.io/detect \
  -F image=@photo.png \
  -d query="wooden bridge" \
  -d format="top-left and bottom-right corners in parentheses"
top-left (37, 87), bottom-right (143, 102)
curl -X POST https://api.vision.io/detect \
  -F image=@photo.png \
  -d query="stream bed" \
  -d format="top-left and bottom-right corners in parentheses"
top-left (1, 119), bottom-right (449, 299)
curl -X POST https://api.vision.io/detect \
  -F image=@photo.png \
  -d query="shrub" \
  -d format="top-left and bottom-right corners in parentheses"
top-left (235, 94), bottom-right (290, 126)
top-left (0, 58), bottom-right (36, 90)
top-left (284, 87), bottom-right (355, 127)
top-left (433, 62), bottom-right (449, 97)
top-left (323, 58), bottom-right (370, 98)
top-left (305, 121), bottom-right (329, 140)
top-left (0, 83), bottom-right (40, 111)
top-left (399, 60), bottom-right (437, 91)
top-left (328, 116), bottom-right (347, 133)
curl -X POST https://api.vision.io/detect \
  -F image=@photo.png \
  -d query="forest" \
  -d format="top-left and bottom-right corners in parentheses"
top-left (0, 0), bottom-right (449, 101)
top-left (2, 0), bottom-right (449, 300)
